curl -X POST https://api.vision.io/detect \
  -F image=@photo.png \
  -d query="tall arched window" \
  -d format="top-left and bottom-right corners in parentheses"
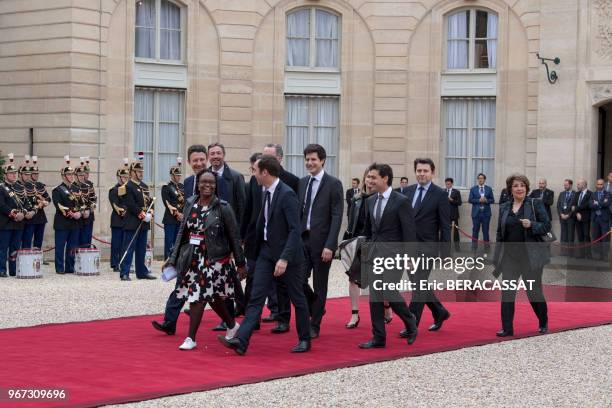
top-left (286, 8), bottom-right (339, 69)
top-left (135, 0), bottom-right (183, 61)
top-left (446, 9), bottom-right (497, 71)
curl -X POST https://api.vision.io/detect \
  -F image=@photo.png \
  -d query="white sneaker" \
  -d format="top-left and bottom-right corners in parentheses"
top-left (178, 337), bottom-right (196, 350)
top-left (225, 322), bottom-right (240, 340)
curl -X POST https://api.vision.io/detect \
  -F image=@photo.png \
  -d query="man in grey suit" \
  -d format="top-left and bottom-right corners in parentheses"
top-left (273, 144), bottom-right (343, 339)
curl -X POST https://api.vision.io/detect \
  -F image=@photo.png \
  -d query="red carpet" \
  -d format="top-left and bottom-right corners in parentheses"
top-left (0, 298), bottom-right (610, 408)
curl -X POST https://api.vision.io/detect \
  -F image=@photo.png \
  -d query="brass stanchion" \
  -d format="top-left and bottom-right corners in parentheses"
top-left (451, 221), bottom-right (456, 253)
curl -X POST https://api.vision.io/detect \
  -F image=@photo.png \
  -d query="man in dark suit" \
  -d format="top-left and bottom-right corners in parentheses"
top-left (346, 178), bottom-right (360, 219)
top-left (152, 145), bottom-right (207, 335)
top-left (182, 145), bottom-right (208, 200)
top-left (468, 173), bottom-right (495, 251)
top-left (359, 163), bottom-right (418, 349)
top-left (404, 159), bottom-right (451, 331)
top-left (297, 144), bottom-right (343, 338)
top-left (498, 188), bottom-right (510, 205)
top-left (445, 177), bottom-right (462, 251)
top-left (590, 179), bottom-right (610, 261)
top-left (394, 177), bottom-right (410, 196)
top-left (574, 178), bottom-right (592, 259)
top-left (208, 142), bottom-right (247, 325)
top-left (218, 155), bottom-right (311, 355)
top-left (557, 179), bottom-right (576, 257)
top-left (529, 178), bottom-right (555, 220)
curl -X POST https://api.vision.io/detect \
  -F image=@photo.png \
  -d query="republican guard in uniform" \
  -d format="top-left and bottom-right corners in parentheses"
top-left (52, 156), bottom-right (81, 274)
top-left (109, 159), bottom-right (129, 271)
top-left (161, 157), bottom-right (184, 259)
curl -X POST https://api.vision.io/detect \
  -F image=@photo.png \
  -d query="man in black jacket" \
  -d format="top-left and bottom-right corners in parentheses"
top-left (529, 178), bottom-right (554, 220)
top-left (405, 159), bottom-right (451, 331)
top-left (557, 179), bottom-right (576, 257)
top-left (346, 178), bottom-right (360, 219)
top-left (108, 160), bottom-right (129, 271)
top-left (445, 177), bottom-right (462, 251)
top-left (118, 153), bottom-right (156, 281)
top-left (394, 177), bottom-right (410, 196)
top-left (0, 154), bottom-right (27, 277)
top-left (574, 178), bottom-right (592, 259)
top-left (208, 143), bottom-right (246, 325)
top-left (218, 155), bottom-right (311, 355)
top-left (52, 156), bottom-right (81, 275)
top-left (359, 163), bottom-right (418, 349)
top-left (161, 158), bottom-right (184, 259)
top-left (274, 144), bottom-right (343, 338)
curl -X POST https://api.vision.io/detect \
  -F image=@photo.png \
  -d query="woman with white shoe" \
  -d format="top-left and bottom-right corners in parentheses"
top-left (164, 169), bottom-right (247, 350)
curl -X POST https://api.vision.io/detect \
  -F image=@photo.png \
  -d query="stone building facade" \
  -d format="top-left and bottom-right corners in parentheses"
top-left (1, 0), bottom-right (612, 248)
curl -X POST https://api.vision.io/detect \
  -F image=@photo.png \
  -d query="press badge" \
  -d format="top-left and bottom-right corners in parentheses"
top-left (190, 233), bottom-right (204, 245)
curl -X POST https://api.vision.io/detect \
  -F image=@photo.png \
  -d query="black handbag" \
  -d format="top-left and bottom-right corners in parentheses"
top-left (176, 242), bottom-right (195, 276)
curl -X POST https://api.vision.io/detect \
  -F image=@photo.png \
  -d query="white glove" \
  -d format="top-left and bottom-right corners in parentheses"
top-left (83, 209), bottom-right (90, 219)
top-left (143, 212), bottom-right (152, 223)
top-left (72, 211), bottom-right (82, 220)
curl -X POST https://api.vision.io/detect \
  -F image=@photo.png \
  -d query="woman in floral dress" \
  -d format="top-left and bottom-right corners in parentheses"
top-left (164, 169), bottom-right (246, 350)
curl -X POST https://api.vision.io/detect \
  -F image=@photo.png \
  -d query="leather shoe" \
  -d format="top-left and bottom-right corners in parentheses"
top-left (0, 272), bottom-right (7, 278)
top-left (358, 339), bottom-right (385, 349)
top-left (262, 314), bottom-right (278, 323)
top-left (291, 340), bottom-right (311, 353)
top-left (56, 271), bottom-right (65, 275)
top-left (212, 322), bottom-right (227, 331)
top-left (120, 275), bottom-right (131, 281)
top-left (428, 311), bottom-right (451, 332)
top-left (538, 325), bottom-right (548, 334)
top-left (234, 307), bottom-right (245, 317)
top-left (496, 329), bottom-right (514, 337)
top-left (217, 335), bottom-right (246, 355)
top-left (309, 328), bottom-right (319, 339)
top-left (271, 323), bottom-right (289, 334)
top-left (183, 309), bottom-right (191, 317)
top-left (151, 320), bottom-right (175, 335)
top-left (138, 274), bottom-right (157, 280)
top-left (399, 328), bottom-right (418, 345)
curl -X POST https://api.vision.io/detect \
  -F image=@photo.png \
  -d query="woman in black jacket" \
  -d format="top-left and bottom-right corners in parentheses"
top-left (164, 169), bottom-right (246, 350)
top-left (493, 174), bottom-right (551, 337)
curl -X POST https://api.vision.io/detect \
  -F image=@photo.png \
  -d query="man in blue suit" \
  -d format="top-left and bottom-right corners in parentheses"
top-left (218, 155), bottom-right (311, 355)
top-left (468, 173), bottom-right (495, 251)
top-left (590, 179), bottom-right (610, 261)
top-left (151, 144), bottom-right (207, 335)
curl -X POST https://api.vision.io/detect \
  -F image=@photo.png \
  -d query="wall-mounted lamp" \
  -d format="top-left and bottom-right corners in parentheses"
top-left (536, 53), bottom-right (560, 84)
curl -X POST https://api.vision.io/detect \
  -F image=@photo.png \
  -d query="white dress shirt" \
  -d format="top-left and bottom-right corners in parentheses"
top-left (374, 186), bottom-right (393, 218)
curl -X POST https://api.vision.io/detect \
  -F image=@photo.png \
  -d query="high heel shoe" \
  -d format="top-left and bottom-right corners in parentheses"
top-left (384, 304), bottom-right (393, 324)
top-left (346, 310), bottom-right (360, 329)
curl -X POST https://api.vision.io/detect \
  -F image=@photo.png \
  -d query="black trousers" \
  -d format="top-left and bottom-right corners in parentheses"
top-left (575, 220), bottom-right (591, 258)
top-left (163, 278), bottom-right (185, 329)
top-left (236, 245), bottom-right (311, 349)
top-left (408, 267), bottom-right (447, 326)
top-left (500, 253), bottom-right (547, 331)
top-left (559, 217), bottom-right (575, 256)
top-left (370, 299), bottom-right (417, 343)
top-left (302, 234), bottom-right (332, 331)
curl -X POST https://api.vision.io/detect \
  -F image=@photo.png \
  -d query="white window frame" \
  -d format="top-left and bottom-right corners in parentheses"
top-left (284, 95), bottom-right (339, 178)
top-left (133, 88), bottom-right (185, 187)
top-left (285, 7), bottom-right (341, 73)
top-left (135, 0), bottom-right (186, 64)
top-left (442, 97), bottom-right (496, 189)
top-left (444, 8), bottom-right (497, 74)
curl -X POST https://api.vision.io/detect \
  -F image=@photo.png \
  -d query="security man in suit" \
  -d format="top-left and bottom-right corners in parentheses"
top-left (590, 179), bottom-right (610, 261)
top-left (468, 173), bottom-right (495, 251)
top-left (22, 156), bottom-right (50, 249)
top-left (557, 179), bottom-right (576, 257)
top-left (52, 156), bottom-right (81, 274)
top-left (605, 172), bottom-right (612, 194)
top-left (346, 178), bottom-right (360, 219)
top-left (498, 188), bottom-right (511, 205)
top-left (108, 159), bottom-right (129, 272)
top-left (394, 177), bottom-right (410, 196)
top-left (161, 157), bottom-right (184, 259)
top-left (405, 159), bottom-right (451, 331)
top-left (74, 157), bottom-right (97, 247)
top-left (359, 162), bottom-right (418, 349)
top-left (218, 155), bottom-right (311, 355)
top-left (119, 152), bottom-right (156, 281)
top-left (574, 178), bottom-right (592, 259)
top-left (0, 154), bottom-right (28, 277)
top-left (445, 177), bottom-right (462, 251)
top-left (528, 178), bottom-right (555, 220)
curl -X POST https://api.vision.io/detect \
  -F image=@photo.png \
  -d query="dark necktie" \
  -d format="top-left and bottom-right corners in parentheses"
top-left (264, 190), bottom-right (271, 224)
top-left (216, 171), bottom-right (228, 201)
top-left (301, 177), bottom-right (315, 231)
top-left (414, 186), bottom-right (424, 211)
top-left (375, 193), bottom-right (384, 225)
top-left (566, 192), bottom-right (571, 204)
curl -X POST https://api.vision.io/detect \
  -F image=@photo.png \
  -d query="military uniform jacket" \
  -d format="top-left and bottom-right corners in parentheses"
top-left (122, 179), bottom-right (151, 231)
top-left (52, 182), bottom-right (80, 230)
top-left (84, 179), bottom-right (97, 223)
top-left (161, 181), bottom-right (184, 225)
top-left (108, 183), bottom-right (126, 229)
top-left (0, 182), bottom-right (26, 230)
top-left (30, 181), bottom-right (50, 225)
